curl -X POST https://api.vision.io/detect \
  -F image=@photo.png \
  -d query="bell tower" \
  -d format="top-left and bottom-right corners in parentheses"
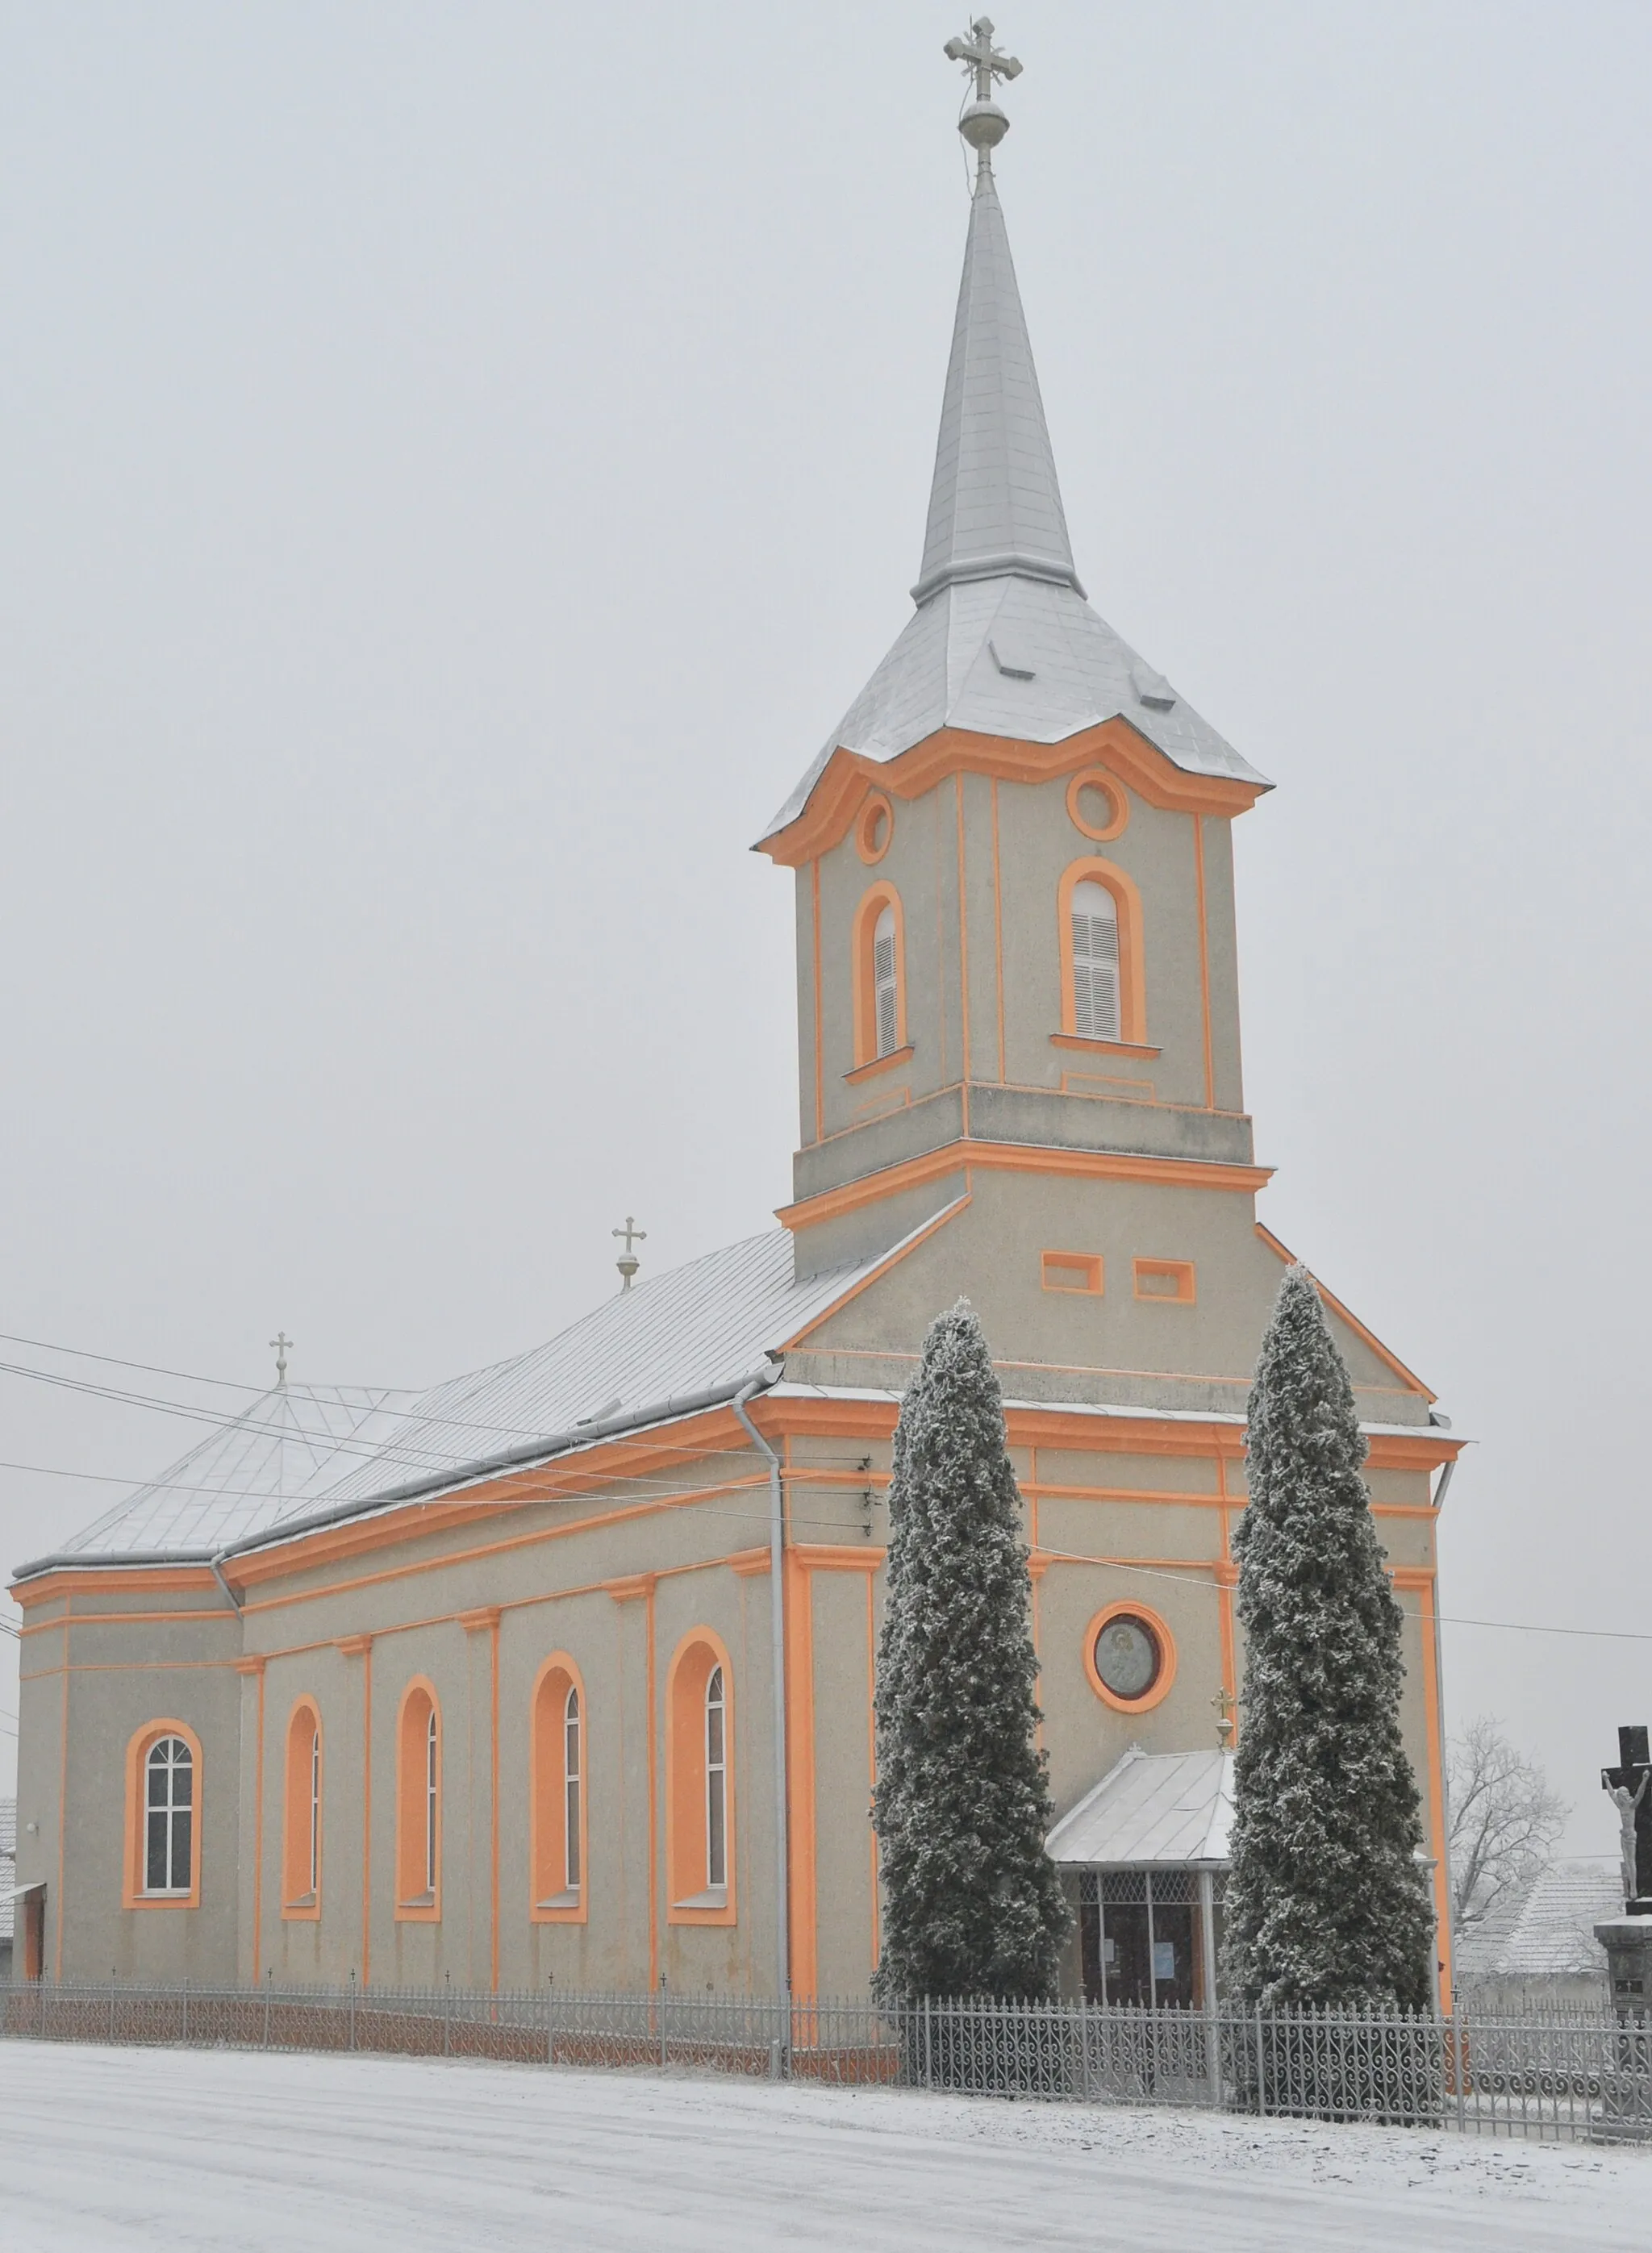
top-left (757, 19), bottom-right (1272, 1288)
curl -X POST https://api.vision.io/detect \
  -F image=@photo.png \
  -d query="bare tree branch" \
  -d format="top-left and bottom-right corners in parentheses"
top-left (1447, 1714), bottom-right (1569, 1931)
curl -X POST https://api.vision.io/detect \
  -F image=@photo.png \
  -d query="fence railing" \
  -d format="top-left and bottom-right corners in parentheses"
top-left (4, 1980), bottom-right (1648, 2144)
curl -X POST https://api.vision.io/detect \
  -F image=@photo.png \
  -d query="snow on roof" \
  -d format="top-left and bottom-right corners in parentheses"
top-left (1046, 1746), bottom-right (1234, 1868)
top-left (49, 1383), bottom-right (414, 1562)
top-left (16, 1225), bottom-right (930, 1576)
top-left (759, 160), bottom-right (1266, 849)
top-left (1453, 1859), bottom-right (1621, 1984)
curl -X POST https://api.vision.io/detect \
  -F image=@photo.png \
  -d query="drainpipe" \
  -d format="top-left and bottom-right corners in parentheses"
top-left (209, 1550), bottom-right (242, 1614)
top-left (732, 1375), bottom-right (789, 2002)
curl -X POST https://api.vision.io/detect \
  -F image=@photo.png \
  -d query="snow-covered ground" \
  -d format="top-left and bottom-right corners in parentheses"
top-left (2, 2042), bottom-right (1646, 2250)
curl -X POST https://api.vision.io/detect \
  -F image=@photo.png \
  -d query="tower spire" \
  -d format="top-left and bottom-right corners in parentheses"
top-left (916, 20), bottom-right (1083, 607)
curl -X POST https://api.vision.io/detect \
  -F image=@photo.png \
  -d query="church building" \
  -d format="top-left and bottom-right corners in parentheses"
top-left (9, 29), bottom-right (1459, 2009)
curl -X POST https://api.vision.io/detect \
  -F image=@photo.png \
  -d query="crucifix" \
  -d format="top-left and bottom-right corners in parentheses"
top-left (269, 1331), bottom-right (294, 1387)
top-left (1603, 1725), bottom-right (1652, 1909)
top-left (1212, 1686), bottom-right (1241, 1747)
top-left (612, 1216), bottom-right (647, 1292)
top-left (944, 16), bottom-right (1023, 104)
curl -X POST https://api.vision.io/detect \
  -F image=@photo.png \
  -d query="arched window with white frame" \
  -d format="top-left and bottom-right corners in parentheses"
top-left (1070, 878), bottom-right (1121, 1042)
top-left (563, 1684), bottom-right (582, 1896)
top-left (424, 1708), bottom-right (438, 1895)
top-left (705, 1666), bottom-right (728, 1892)
top-left (145, 1735), bottom-right (194, 1896)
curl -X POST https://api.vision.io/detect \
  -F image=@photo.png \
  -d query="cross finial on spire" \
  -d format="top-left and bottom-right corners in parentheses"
top-left (270, 1331), bottom-right (294, 1387)
top-left (944, 16), bottom-right (1022, 176)
top-left (612, 1216), bottom-right (647, 1292)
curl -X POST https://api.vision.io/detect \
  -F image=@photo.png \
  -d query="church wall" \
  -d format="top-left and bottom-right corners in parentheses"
top-left (790, 1170), bottom-right (1430, 1428)
top-left (27, 1596), bottom-right (245, 1984)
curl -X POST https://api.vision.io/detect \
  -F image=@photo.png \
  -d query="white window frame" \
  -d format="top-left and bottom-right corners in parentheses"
top-left (1071, 878), bottom-right (1121, 1043)
top-left (705, 1666), bottom-right (727, 1892)
top-left (563, 1684), bottom-right (582, 1895)
top-left (144, 1734), bottom-right (194, 1896)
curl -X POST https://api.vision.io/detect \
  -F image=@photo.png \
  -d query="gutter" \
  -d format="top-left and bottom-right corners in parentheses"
top-left (11, 1366), bottom-right (782, 1587)
top-left (732, 1375), bottom-right (791, 2005)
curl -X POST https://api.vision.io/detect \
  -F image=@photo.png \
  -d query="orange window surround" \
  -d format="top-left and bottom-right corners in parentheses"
top-left (394, 1678), bottom-right (441, 1921)
top-left (282, 1698), bottom-right (323, 1918)
top-left (851, 882), bottom-right (907, 1069)
top-left (1134, 1258), bottom-right (1196, 1304)
top-left (1057, 857), bottom-right (1146, 1047)
top-left (1041, 1251), bottom-right (1103, 1295)
top-left (529, 1653), bottom-right (588, 1923)
top-left (665, 1630), bottom-right (736, 1926)
top-left (1084, 1600), bottom-right (1179, 1715)
top-left (122, 1718), bottom-right (203, 1911)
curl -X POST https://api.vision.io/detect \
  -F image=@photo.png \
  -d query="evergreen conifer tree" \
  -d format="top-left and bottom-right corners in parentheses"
top-left (872, 1300), bottom-right (1069, 2001)
top-left (1224, 1265), bottom-right (1435, 2011)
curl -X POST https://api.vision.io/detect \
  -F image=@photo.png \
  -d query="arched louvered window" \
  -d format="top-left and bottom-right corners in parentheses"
top-left (145, 1736), bottom-right (194, 1896)
top-left (1070, 878), bottom-right (1121, 1043)
top-left (873, 907), bottom-right (899, 1058)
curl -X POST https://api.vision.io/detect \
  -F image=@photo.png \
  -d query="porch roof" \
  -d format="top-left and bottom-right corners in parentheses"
top-left (1045, 1746), bottom-right (1234, 1870)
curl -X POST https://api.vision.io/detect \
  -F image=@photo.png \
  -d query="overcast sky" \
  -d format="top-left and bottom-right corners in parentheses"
top-left (2, 2), bottom-right (1648, 1860)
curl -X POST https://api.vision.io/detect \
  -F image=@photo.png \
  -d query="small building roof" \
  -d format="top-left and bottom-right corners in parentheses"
top-left (1453, 1859), bottom-right (1620, 1985)
top-left (1046, 1746), bottom-right (1234, 1868)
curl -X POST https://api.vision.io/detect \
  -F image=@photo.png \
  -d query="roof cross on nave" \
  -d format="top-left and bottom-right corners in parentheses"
top-left (944, 16), bottom-right (1023, 106)
top-left (269, 1330), bottom-right (294, 1387)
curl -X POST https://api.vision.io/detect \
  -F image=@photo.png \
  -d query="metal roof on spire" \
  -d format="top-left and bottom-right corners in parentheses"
top-left (758, 20), bottom-right (1269, 849)
top-left (916, 27), bottom-right (1078, 607)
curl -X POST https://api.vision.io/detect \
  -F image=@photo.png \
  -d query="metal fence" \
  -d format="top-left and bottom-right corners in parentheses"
top-left (3, 1980), bottom-right (1648, 2144)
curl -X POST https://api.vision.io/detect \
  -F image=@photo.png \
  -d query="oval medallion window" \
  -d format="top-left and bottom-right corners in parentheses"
top-left (1066, 768), bottom-right (1128, 842)
top-left (1094, 1614), bottom-right (1161, 1700)
top-left (1084, 1602), bottom-right (1177, 1711)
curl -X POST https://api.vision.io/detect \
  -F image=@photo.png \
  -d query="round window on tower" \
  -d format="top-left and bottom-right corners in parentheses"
top-left (857, 791), bottom-right (895, 865)
top-left (1066, 768), bottom-right (1128, 843)
top-left (1084, 1602), bottom-right (1177, 1713)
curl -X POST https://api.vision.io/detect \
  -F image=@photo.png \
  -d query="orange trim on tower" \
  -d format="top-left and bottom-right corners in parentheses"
top-left (811, 857), bottom-right (824, 1145)
top-left (1191, 813), bottom-right (1215, 1110)
top-left (757, 720), bottom-right (1265, 867)
top-left (954, 774), bottom-right (972, 1084)
top-left (991, 775), bottom-right (1006, 1082)
top-left (779, 1138), bottom-right (1272, 1233)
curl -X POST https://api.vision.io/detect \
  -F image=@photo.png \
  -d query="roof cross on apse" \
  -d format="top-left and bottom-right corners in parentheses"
top-left (269, 1331), bottom-right (294, 1387)
top-left (944, 16), bottom-right (1023, 105)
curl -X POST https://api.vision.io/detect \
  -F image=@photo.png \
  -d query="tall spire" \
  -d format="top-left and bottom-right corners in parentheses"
top-left (913, 21), bottom-right (1083, 607)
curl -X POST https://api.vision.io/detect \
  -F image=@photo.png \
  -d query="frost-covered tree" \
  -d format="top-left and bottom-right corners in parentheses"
top-left (1224, 1266), bottom-right (1435, 2011)
top-left (872, 1300), bottom-right (1069, 2001)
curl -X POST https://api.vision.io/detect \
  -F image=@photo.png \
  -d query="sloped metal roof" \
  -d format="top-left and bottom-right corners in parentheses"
top-left (1046, 1746), bottom-right (1235, 1867)
top-left (318, 1229), bottom-right (877, 1505)
top-left (49, 1383), bottom-right (413, 1561)
top-left (16, 1226), bottom-right (924, 1575)
top-left (1453, 1860), bottom-right (1620, 1984)
top-left (760, 163), bottom-right (1267, 847)
top-left (913, 161), bottom-right (1080, 607)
